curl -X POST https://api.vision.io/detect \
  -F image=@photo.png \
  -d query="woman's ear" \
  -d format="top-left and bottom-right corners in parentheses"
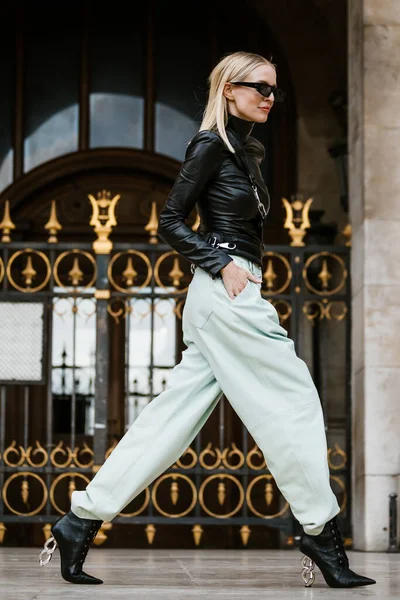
top-left (223, 81), bottom-right (234, 101)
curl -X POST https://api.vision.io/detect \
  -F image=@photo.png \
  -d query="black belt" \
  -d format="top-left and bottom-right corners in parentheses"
top-left (190, 231), bottom-right (263, 275)
top-left (204, 231), bottom-right (263, 255)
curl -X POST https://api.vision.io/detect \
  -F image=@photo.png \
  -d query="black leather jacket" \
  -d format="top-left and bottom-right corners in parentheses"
top-left (157, 113), bottom-right (270, 279)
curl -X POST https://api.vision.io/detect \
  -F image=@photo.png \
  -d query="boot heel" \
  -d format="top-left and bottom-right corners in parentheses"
top-left (39, 536), bottom-right (58, 566)
top-left (301, 555), bottom-right (315, 587)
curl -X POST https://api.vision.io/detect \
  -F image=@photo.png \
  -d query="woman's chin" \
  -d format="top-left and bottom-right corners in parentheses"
top-left (253, 111), bottom-right (269, 123)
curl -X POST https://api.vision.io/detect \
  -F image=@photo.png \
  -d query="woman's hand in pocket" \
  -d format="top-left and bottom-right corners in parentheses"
top-left (220, 261), bottom-right (262, 300)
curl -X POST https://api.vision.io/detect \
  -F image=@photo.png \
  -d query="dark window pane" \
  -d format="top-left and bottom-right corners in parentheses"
top-left (0, 27), bottom-right (14, 192)
top-left (89, 5), bottom-right (145, 148)
top-left (154, 0), bottom-right (210, 160)
top-left (23, 7), bottom-right (79, 172)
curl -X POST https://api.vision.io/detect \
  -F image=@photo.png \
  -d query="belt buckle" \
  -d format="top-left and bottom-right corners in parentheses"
top-left (218, 242), bottom-right (237, 250)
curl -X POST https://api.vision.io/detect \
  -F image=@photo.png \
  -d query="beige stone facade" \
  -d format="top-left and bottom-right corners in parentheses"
top-left (349, 0), bottom-right (400, 550)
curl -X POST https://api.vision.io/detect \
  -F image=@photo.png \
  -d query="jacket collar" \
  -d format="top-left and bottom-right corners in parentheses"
top-left (226, 113), bottom-right (255, 144)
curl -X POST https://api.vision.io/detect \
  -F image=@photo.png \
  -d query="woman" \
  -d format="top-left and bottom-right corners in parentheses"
top-left (39, 51), bottom-right (375, 589)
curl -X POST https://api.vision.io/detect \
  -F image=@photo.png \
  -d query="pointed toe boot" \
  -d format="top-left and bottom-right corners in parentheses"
top-left (39, 509), bottom-right (103, 584)
top-left (299, 516), bottom-right (376, 588)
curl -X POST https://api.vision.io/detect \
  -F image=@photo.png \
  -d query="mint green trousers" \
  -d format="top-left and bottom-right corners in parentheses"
top-left (71, 254), bottom-right (340, 535)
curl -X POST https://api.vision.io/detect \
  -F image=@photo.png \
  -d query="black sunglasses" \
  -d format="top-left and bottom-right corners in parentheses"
top-left (230, 81), bottom-right (286, 102)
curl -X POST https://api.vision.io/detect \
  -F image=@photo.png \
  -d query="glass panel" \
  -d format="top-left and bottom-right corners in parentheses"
top-left (89, 5), bottom-right (145, 148)
top-left (0, 28), bottom-right (14, 192)
top-left (52, 297), bottom-right (96, 436)
top-left (23, 7), bottom-right (79, 172)
top-left (154, 0), bottom-right (210, 160)
top-left (126, 286), bottom-right (177, 429)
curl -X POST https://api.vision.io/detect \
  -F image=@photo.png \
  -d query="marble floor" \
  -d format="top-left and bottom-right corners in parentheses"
top-left (0, 547), bottom-right (398, 600)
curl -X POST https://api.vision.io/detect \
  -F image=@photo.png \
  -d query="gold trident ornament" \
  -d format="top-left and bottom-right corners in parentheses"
top-left (88, 190), bottom-right (120, 254)
top-left (281, 195), bottom-right (313, 247)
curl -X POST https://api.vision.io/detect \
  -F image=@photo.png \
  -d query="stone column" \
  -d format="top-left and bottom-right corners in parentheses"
top-left (349, 0), bottom-right (400, 550)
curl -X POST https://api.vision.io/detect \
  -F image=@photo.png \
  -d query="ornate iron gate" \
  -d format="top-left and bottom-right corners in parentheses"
top-left (0, 191), bottom-right (351, 548)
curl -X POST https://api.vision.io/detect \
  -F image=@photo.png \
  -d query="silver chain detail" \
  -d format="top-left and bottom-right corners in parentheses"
top-left (39, 536), bottom-right (58, 566)
top-left (301, 555), bottom-right (315, 587)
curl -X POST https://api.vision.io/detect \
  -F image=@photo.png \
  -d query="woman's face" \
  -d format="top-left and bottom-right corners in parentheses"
top-left (223, 63), bottom-right (277, 123)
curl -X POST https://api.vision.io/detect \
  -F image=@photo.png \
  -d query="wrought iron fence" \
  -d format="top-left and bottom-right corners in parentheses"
top-left (0, 191), bottom-right (351, 548)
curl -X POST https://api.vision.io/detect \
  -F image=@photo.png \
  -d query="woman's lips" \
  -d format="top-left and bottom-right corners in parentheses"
top-left (259, 107), bottom-right (270, 112)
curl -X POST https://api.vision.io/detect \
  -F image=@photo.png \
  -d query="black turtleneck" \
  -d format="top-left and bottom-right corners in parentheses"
top-left (226, 112), bottom-right (255, 143)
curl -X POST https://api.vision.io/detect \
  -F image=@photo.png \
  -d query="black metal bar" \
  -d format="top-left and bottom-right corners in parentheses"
top-left (93, 254), bottom-right (110, 466)
top-left (387, 493), bottom-right (399, 553)
top-left (293, 252), bottom-right (302, 355)
top-left (242, 425), bottom-right (248, 520)
top-left (218, 396), bottom-right (224, 451)
top-left (70, 296), bottom-right (77, 450)
top-left (45, 248), bottom-right (55, 515)
top-left (345, 251), bottom-right (352, 538)
top-left (0, 514), bottom-right (293, 531)
top-left (23, 385), bottom-right (29, 449)
top-left (124, 299), bottom-right (131, 432)
top-left (0, 386), bottom-right (6, 515)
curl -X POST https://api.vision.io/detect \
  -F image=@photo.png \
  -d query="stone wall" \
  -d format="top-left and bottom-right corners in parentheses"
top-left (349, 0), bottom-right (400, 551)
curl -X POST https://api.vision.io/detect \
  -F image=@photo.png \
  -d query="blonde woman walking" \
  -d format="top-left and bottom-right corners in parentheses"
top-left (39, 51), bottom-right (375, 589)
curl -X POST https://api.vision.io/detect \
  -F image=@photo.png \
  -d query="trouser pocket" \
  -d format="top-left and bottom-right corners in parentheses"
top-left (183, 267), bottom-right (215, 329)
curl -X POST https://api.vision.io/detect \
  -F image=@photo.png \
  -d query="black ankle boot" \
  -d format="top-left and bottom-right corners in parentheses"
top-left (39, 510), bottom-right (103, 584)
top-left (299, 516), bottom-right (376, 588)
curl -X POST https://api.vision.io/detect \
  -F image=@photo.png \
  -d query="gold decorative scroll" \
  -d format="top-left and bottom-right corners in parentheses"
top-left (192, 524), bottom-right (203, 546)
top-left (246, 475), bottom-right (290, 519)
top-left (44, 200), bottom-right (62, 243)
top-left (261, 252), bottom-right (292, 296)
top-left (89, 189), bottom-right (120, 254)
top-left (7, 249), bottom-right (51, 293)
top-left (152, 474), bottom-right (197, 518)
top-left (3, 440), bottom-right (48, 468)
top-left (49, 473), bottom-right (90, 515)
top-left (153, 251), bottom-right (190, 294)
top-left (240, 525), bottom-right (251, 546)
top-left (328, 444), bottom-right (347, 470)
top-left (0, 200), bottom-right (15, 242)
top-left (144, 201), bottom-right (159, 244)
top-left (341, 223), bottom-right (352, 247)
top-left (93, 522), bottom-right (112, 546)
top-left (3, 472), bottom-right (48, 516)
top-left (107, 250), bottom-right (152, 293)
top-left (302, 252), bottom-right (347, 296)
top-left (145, 524), bottom-right (156, 544)
top-left (50, 441), bottom-right (94, 468)
top-left (53, 249), bottom-right (97, 291)
top-left (281, 195), bottom-right (313, 246)
top-left (199, 475), bottom-right (244, 518)
top-left (0, 523), bottom-right (6, 544)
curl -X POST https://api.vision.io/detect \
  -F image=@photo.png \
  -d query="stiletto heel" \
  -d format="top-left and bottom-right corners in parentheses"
top-left (301, 555), bottom-right (315, 587)
top-left (39, 536), bottom-right (58, 566)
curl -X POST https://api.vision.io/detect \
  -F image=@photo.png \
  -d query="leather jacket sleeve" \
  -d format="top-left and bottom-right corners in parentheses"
top-left (157, 131), bottom-right (234, 278)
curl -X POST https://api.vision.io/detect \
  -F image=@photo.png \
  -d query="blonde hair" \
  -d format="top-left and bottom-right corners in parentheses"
top-left (199, 51), bottom-right (276, 153)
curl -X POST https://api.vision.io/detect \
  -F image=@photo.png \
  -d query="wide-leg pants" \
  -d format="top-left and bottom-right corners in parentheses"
top-left (71, 254), bottom-right (340, 535)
